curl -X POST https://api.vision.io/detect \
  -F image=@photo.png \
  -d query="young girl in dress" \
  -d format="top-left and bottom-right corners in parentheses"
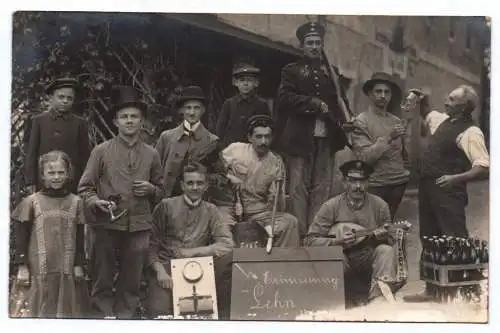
top-left (11, 150), bottom-right (88, 318)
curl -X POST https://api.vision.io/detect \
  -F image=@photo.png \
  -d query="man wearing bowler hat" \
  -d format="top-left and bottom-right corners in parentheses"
top-left (78, 85), bottom-right (164, 318)
top-left (155, 85), bottom-right (219, 198)
top-left (350, 72), bottom-right (410, 219)
top-left (25, 77), bottom-right (91, 193)
top-left (275, 21), bottom-right (350, 239)
top-left (305, 160), bottom-right (404, 306)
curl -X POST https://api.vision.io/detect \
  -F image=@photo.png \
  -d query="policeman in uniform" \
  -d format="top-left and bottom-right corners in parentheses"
top-left (275, 21), bottom-right (350, 239)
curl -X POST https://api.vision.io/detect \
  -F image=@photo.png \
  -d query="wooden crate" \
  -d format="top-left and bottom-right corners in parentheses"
top-left (421, 262), bottom-right (488, 287)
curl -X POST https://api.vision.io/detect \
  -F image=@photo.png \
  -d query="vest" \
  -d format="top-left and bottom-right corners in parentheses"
top-left (420, 117), bottom-right (473, 179)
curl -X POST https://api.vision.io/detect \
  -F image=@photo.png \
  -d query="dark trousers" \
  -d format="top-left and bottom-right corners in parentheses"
top-left (90, 228), bottom-right (150, 318)
top-left (368, 182), bottom-right (408, 220)
top-left (145, 253), bottom-right (233, 319)
top-left (287, 138), bottom-right (337, 238)
top-left (418, 178), bottom-right (469, 293)
top-left (418, 178), bottom-right (469, 238)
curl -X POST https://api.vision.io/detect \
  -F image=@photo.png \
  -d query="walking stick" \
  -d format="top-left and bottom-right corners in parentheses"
top-left (266, 178), bottom-right (282, 254)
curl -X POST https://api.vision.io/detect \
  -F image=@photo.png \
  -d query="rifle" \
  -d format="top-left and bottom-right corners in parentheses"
top-left (320, 49), bottom-right (356, 133)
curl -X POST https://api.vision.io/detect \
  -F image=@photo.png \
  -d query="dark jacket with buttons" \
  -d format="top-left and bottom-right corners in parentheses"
top-left (155, 123), bottom-right (219, 197)
top-left (275, 58), bottom-right (349, 157)
top-left (25, 109), bottom-right (91, 192)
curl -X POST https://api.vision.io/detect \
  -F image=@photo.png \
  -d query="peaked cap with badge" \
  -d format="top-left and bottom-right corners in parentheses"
top-left (296, 21), bottom-right (326, 42)
top-left (109, 85), bottom-right (148, 117)
top-left (339, 159), bottom-right (374, 180)
top-left (233, 58), bottom-right (261, 77)
top-left (45, 77), bottom-right (80, 95)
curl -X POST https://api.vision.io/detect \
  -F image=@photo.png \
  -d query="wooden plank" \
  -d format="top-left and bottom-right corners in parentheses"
top-left (232, 247), bottom-right (344, 263)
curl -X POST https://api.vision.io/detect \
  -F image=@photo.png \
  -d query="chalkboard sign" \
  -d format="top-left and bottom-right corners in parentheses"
top-left (230, 247), bottom-right (345, 321)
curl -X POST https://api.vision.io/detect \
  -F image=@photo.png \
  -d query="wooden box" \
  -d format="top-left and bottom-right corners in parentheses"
top-left (230, 247), bottom-right (345, 321)
top-left (421, 261), bottom-right (488, 287)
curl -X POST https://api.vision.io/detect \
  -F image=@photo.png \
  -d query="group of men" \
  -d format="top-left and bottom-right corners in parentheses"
top-left (20, 20), bottom-right (490, 318)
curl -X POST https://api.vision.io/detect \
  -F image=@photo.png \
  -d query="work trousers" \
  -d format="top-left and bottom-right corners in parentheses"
top-left (89, 228), bottom-right (150, 319)
top-left (218, 206), bottom-right (300, 248)
top-left (343, 242), bottom-right (399, 302)
top-left (368, 182), bottom-right (408, 220)
top-left (287, 138), bottom-right (337, 238)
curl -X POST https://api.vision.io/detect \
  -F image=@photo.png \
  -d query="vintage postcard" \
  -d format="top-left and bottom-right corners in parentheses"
top-left (7, 6), bottom-right (491, 327)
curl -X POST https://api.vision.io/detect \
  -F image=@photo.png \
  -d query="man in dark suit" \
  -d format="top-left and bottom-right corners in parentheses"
top-left (275, 21), bottom-right (350, 239)
top-left (25, 77), bottom-right (91, 193)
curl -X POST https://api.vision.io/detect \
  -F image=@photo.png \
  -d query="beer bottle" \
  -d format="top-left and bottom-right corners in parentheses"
top-left (434, 239), bottom-right (441, 265)
top-left (422, 236), bottom-right (430, 262)
top-left (439, 238), bottom-right (447, 264)
top-left (480, 241), bottom-right (489, 263)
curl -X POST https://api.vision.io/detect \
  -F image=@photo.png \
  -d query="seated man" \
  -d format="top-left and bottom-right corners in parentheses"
top-left (214, 114), bottom-right (300, 248)
top-left (304, 160), bottom-right (405, 305)
top-left (145, 162), bottom-right (234, 319)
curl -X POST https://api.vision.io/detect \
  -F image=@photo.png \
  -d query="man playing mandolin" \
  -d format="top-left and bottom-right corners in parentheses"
top-left (305, 159), bottom-right (409, 305)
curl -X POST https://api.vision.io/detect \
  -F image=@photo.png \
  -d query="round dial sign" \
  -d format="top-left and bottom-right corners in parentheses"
top-left (182, 261), bottom-right (203, 283)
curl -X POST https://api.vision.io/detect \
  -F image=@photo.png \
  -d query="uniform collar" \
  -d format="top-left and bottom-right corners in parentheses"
top-left (236, 91), bottom-right (257, 103)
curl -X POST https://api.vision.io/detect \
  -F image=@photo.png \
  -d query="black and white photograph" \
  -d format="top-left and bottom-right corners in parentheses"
top-left (5, 4), bottom-right (493, 326)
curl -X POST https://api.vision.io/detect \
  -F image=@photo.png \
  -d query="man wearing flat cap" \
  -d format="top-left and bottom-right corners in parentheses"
top-left (155, 85), bottom-right (219, 198)
top-left (78, 85), bottom-right (164, 318)
top-left (214, 114), bottom-right (300, 248)
top-left (215, 58), bottom-right (271, 150)
top-left (305, 159), bottom-right (403, 305)
top-left (25, 77), bottom-right (91, 193)
top-left (350, 72), bottom-right (410, 219)
top-left (275, 21), bottom-right (350, 239)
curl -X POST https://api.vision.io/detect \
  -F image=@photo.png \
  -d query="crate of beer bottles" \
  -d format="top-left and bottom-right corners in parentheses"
top-left (421, 262), bottom-right (488, 287)
top-left (420, 235), bottom-right (489, 287)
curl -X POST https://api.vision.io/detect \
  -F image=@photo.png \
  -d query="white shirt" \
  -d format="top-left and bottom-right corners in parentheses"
top-left (183, 120), bottom-right (201, 133)
top-left (424, 111), bottom-right (490, 168)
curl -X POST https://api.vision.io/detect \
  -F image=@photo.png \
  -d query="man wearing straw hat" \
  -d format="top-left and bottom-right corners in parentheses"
top-left (350, 72), bottom-right (410, 219)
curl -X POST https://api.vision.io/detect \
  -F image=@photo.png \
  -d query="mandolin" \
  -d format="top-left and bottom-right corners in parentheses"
top-left (309, 220), bottom-right (412, 249)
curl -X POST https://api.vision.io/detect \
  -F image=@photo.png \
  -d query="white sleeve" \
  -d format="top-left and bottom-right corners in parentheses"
top-left (456, 127), bottom-right (490, 168)
top-left (424, 110), bottom-right (449, 135)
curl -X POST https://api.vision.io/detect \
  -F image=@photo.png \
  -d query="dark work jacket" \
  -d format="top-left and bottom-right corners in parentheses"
top-left (25, 110), bottom-right (91, 192)
top-left (215, 93), bottom-right (270, 150)
top-left (275, 57), bottom-right (349, 157)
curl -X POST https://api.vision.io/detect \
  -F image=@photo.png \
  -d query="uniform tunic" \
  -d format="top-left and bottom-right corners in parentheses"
top-left (275, 57), bottom-right (350, 236)
top-left (11, 192), bottom-right (87, 318)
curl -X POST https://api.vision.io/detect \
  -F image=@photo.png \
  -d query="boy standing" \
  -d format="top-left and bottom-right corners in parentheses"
top-left (25, 77), bottom-right (91, 193)
top-left (215, 59), bottom-right (271, 150)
